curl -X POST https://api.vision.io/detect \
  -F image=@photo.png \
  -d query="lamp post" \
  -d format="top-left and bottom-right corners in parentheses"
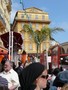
top-left (9, 31), bottom-right (13, 61)
top-left (20, 0), bottom-right (24, 10)
top-left (9, 31), bottom-right (11, 60)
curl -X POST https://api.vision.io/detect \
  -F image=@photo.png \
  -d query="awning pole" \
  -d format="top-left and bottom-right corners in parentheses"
top-left (9, 31), bottom-right (11, 60)
top-left (9, 31), bottom-right (13, 61)
top-left (11, 31), bottom-right (13, 61)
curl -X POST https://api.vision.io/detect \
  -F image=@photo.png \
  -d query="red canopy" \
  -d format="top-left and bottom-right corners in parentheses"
top-left (0, 32), bottom-right (23, 49)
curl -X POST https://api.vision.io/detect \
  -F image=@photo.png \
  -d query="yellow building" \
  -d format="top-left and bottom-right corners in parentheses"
top-left (0, 0), bottom-right (11, 46)
top-left (12, 7), bottom-right (51, 54)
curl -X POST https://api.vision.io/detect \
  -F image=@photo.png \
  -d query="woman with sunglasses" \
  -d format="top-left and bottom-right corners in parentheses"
top-left (19, 62), bottom-right (48, 90)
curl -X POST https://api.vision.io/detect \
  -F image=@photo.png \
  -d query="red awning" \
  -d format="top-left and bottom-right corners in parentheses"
top-left (0, 32), bottom-right (23, 49)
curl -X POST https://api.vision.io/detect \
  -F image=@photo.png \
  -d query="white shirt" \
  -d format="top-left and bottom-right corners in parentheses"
top-left (34, 57), bottom-right (40, 62)
top-left (0, 69), bottom-right (20, 90)
top-left (51, 75), bottom-right (56, 82)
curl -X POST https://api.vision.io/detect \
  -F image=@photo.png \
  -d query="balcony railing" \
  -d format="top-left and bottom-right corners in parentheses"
top-left (5, 0), bottom-right (11, 4)
top-left (15, 16), bottom-right (51, 24)
top-left (5, 0), bottom-right (12, 12)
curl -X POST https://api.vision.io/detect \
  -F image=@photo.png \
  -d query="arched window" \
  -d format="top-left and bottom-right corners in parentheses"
top-left (61, 47), bottom-right (65, 54)
top-left (36, 24), bottom-right (39, 30)
top-left (35, 15), bottom-right (38, 19)
top-left (42, 15), bottom-right (45, 20)
top-left (21, 14), bottom-right (24, 18)
top-left (67, 48), bottom-right (68, 54)
top-left (29, 35), bottom-right (32, 39)
top-left (21, 23), bottom-right (24, 28)
top-left (29, 43), bottom-right (33, 50)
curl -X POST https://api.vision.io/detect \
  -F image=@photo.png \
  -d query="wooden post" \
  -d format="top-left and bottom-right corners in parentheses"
top-left (58, 45), bottom-right (61, 68)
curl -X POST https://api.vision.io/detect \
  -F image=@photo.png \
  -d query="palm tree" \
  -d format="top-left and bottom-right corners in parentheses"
top-left (23, 24), bottom-right (64, 57)
top-left (23, 24), bottom-right (47, 57)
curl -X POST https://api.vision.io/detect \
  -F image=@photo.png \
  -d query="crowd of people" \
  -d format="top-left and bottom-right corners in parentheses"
top-left (0, 56), bottom-right (68, 90)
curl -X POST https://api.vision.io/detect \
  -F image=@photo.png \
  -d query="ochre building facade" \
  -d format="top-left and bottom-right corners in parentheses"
top-left (12, 7), bottom-right (51, 54)
top-left (0, 0), bottom-right (11, 47)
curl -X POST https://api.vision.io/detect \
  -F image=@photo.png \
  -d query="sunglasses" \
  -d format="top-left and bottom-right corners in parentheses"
top-left (40, 75), bottom-right (48, 79)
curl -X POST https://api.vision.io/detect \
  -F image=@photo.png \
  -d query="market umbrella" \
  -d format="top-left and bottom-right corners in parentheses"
top-left (0, 32), bottom-right (23, 49)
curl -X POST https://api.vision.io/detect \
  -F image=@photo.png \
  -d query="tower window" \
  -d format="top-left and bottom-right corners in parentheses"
top-left (22, 23), bottom-right (24, 28)
top-left (29, 43), bottom-right (33, 50)
top-left (21, 14), bottom-right (24, 18)
top-left (42, 15), bottom-right (45, 20)
top-left (35, 15), bottom-right (38, 19)
top-left (36, 24), bottom-right (39, 30)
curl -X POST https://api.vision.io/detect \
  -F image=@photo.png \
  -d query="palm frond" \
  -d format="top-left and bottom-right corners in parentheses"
top-left (51, 27), bottom-right (64, 33)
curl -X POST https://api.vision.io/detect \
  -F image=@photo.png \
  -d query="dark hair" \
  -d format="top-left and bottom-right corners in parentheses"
top-left (53, 70), bottom-right (68, 87)
top-left (19, 62), bottom-right (46, 90)
top-left (22, 50), bottom-right (26, 54)
top-left (53, 76), bottom-right (65, 87)
top-left (52, 68), bottom-right (60, 76)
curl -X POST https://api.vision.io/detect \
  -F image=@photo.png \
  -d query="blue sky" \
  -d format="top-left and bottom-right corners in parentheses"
top-left (11, 0), bottom-right (68, 44)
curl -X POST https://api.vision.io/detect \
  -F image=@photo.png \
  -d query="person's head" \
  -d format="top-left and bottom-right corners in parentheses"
top-left (22, 50), bottom-right (26, 54)
top-left (53, 70), bottom-right (68, 87)
top-left (52, 68), bottom-right (60, 76)
top-left (61, 84), bottom-right (68, 90)
top-left (1, 58), bottom-right (8, 72)
top-left (19, 62), bottom-right (48, 90)
top-left (1, 57), bottom-right (8, 66)
top-left (35, 69), bottom-right (48, 89)
top-left (4, 60), bottom-right (12, 72)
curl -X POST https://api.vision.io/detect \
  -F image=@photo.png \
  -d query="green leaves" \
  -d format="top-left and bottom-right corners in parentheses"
top-left (23, 24), bottom-right (64, 43)
top-left (23, 24), bottom-right (64, 54)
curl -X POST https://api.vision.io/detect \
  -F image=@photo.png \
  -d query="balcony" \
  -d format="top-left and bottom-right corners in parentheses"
top-left (0, 15), bottom-right (6, 29)
top-left (5, 0), bottom-right (12, 12)
top-left (15, 16), bottom-right (51, 24)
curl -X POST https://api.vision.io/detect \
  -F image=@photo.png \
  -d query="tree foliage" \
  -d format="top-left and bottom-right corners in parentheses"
top-left (23, 24), bottom-right (64, 55)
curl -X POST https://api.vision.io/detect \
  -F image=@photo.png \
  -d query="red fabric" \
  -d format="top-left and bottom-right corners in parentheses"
top-left (0, 55), bottom-right (4, 63)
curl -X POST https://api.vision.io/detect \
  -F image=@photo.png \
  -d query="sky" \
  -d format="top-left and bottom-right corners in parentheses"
top-left (11, 0), bottom-right (68, 44)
